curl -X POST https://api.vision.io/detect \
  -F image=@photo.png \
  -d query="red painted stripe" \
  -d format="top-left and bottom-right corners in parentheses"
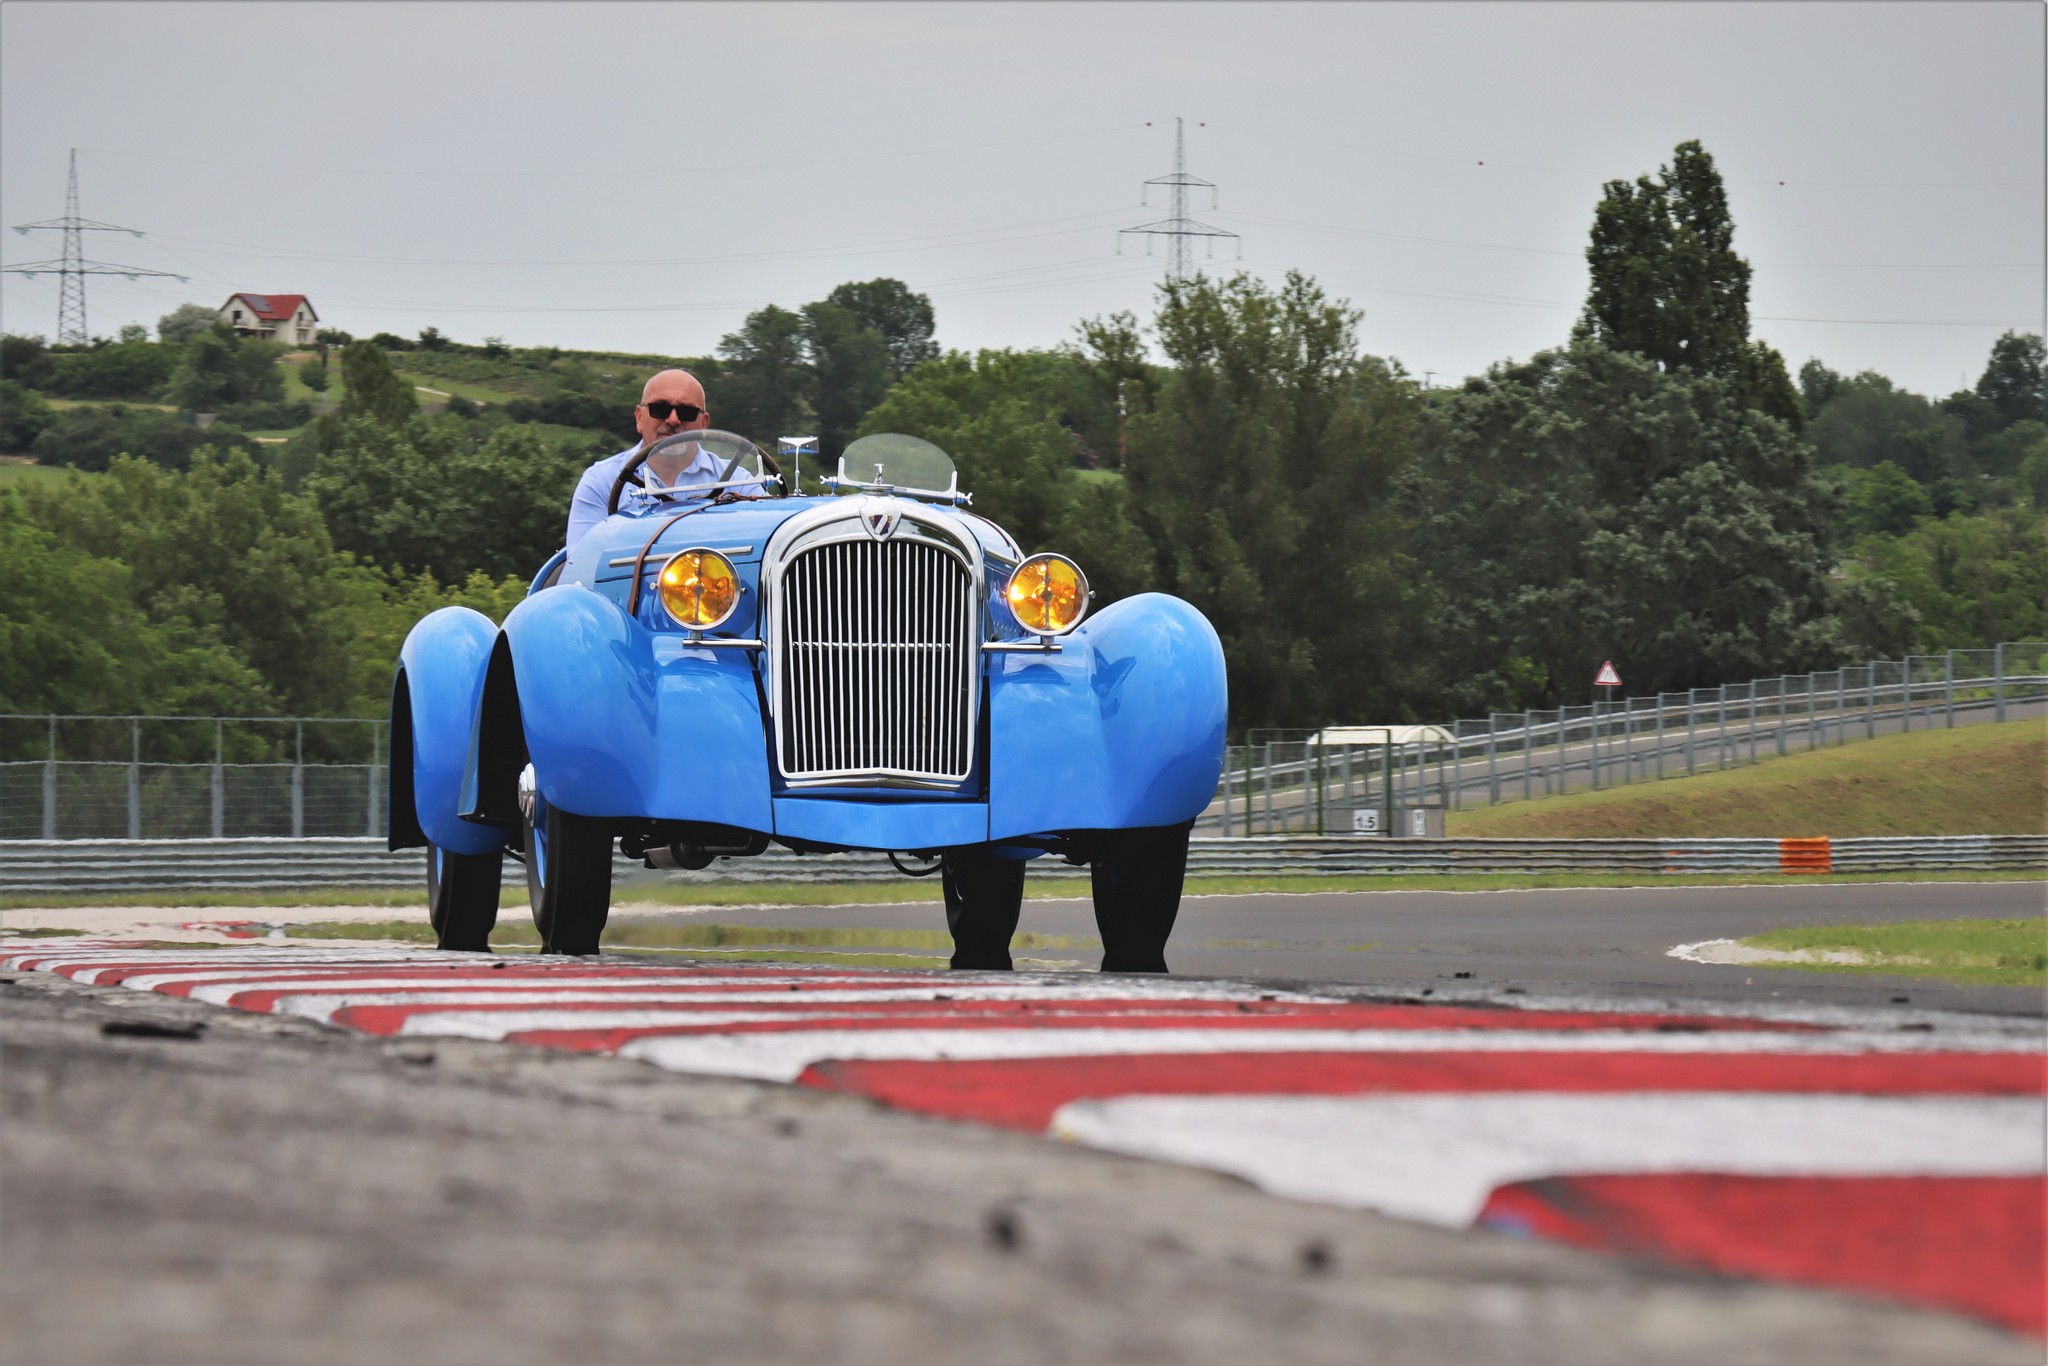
top-left (796, 1052), bottom-right (2048, 1131)
top-left (1477, 1174), bottom-right (2046, 1337)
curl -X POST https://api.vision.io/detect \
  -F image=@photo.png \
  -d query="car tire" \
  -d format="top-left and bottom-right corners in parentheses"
top-left (941, 846), bottom-right (1026, 970)
top-left (1090, 821), bottom-right (1192, 973)
top-left (427, 844), bottom-right (502, 952)
top-left (524, 794), bottom-right (614, 956)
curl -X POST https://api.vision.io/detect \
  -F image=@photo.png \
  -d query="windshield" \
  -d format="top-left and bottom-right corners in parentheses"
top-left (831, 433), bottom-right (964, 504)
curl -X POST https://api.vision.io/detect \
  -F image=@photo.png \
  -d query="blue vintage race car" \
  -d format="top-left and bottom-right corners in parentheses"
top-left (389, 431), bottom-right (1226, 969)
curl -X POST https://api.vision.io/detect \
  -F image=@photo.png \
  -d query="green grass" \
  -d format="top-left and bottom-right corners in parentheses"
top-left (392, 371), bottom-right (524, 406)
top-left (1448, 719), bottom-right (2047, 839)
top-left (0, 459), bottom-right (91, 486)
top-left (1074, 468), bottom-right (1125, 484)
top-left (1737, 917), bottom-right (2048, 987)
top-left (5, 867), bottom-right (2037, 913)
top-left (41, 396), bottom-right (176, 412)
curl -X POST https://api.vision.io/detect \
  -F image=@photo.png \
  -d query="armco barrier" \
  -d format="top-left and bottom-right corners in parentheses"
top-left (0, 835), bottom-right (2041, 895)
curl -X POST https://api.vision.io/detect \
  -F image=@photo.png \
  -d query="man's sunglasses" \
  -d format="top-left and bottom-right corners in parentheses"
top-left (641, 400), bottom-right (705, 422)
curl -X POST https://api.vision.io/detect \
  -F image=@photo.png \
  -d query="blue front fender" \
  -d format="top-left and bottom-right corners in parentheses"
top-left (988, 592), bottom-right (1226, 839)
top-left (393, 606), bottom-right (507, 855)
top-left (489, 585), bottom-right (773, 828)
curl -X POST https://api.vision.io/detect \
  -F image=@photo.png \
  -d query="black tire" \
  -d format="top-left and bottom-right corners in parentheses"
top-left (427, 844), bottom-right (503, 952)
top-left (941, 847), bottom-right (1026, 970)
top-left (1090, 822), bottom-right (1192, 973)
top-left (525, 799), bottom-right (615, 956)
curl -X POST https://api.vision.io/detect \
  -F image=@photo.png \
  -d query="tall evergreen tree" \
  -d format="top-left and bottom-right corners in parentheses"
top-left (1581, 140), bottom-right (1799, 428)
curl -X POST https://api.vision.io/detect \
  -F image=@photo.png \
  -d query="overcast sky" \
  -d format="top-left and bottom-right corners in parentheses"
top-left (2, 2), bottom-right (2040, 396)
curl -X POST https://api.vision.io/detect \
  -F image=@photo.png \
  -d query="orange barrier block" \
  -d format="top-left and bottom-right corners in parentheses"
top-left (1779, 837), bottom-right (1833, 875)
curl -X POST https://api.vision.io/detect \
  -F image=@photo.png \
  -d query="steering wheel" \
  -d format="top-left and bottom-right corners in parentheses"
top-left (607, 429), bottom-right (784, 516)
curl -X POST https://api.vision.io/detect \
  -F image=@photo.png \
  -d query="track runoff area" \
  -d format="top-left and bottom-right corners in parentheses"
top-left (7, 937), bottom-right (2042, 1338)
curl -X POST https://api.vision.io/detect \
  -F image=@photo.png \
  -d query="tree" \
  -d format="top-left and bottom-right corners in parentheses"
top-left (166, 326), bottom-right (284, 413)
top-left (1, 334), bottom-right (55, 389)
top-left (821, 278), bottom-right (939, 379)
top-left (48, 333), bottom-right (177, 401)
top-left (307, 418), bottom-right (581, 581)
top-left (1113, 271), bottom-right (1425, 730)
top-left (0, 490), bottom-right (274, 716)
top-left (1847, 508), bottom-right (2047, 649)
top-left (1840, 460), bottom-right (1933, 537)
top-left (1400, 339), bottom-right (1861, 712)
top-left (1580, 140), bottom-right (1798, 427)
top-left (157, 303), bottom-right (217, 345)
top-left (14, 451), bottom-right (363, 713)
top-left (715, 305), bottom-right (813, 446)
top-left (800, 301), bottom-right (892, 457)
top-left (299, 355), bottom-right (330, 393)
top-left (30, 404), bottom-right (256, 472)
top-left (0, 380), bottom-right (54, 453)
top-left (1973, 331), bottom-right (2046, 431)
top-left (1805, 372), bottom-right (1967, 485)
top-left (337, 341), bottom-right (418, 425)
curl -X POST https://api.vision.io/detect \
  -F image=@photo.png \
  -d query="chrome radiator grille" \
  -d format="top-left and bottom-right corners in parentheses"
top-left (772, 537), bottom-right (977, 785)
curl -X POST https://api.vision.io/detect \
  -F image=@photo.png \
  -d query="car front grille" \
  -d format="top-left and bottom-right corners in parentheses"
top-left (772, 536), bottom-right (977, 785)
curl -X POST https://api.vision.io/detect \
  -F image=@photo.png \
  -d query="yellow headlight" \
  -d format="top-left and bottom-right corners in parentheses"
top-left (1006, 553), bottom-right (1089, 635)
top-left (658, 549), bottom-right (739, 630)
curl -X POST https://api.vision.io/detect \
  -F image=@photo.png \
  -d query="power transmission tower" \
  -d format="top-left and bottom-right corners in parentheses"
top-left (5, 149), bottom-right (185, 344)
top-left (1118, 117), bottom-right (1239, 280)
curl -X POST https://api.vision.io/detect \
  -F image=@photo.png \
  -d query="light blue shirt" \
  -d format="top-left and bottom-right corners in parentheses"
top-left (565, 440), bottom-right (754, 550)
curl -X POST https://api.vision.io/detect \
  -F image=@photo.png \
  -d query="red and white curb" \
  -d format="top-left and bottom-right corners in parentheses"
top-left (9, 939), bottom-right (2043, 1336)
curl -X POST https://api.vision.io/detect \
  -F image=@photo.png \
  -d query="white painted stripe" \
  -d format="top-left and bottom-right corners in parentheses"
top-left (258, 991), bottom-right (1254, 1023)
top-left (1049, 1094), bottom-right (2048, 1227)
top-left (168, 974), bottom-right (917, 999)
top-left (607, 1026), bottom-right (2048, 1081)
top-left (180, 978), bottom-right (1316, 1012)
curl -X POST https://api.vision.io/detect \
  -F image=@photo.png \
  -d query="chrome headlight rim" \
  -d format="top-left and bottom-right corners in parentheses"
top-left (1006, 552), bottom-right (1090, 637)
top-left (657, 547), bottom-right (741, 632)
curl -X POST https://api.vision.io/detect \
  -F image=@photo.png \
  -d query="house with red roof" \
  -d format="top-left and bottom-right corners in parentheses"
top-left (217, 293), bottom-right (318, 346)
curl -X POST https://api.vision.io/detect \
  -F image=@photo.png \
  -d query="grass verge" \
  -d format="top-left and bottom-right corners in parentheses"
top-left (1736, 917), bottom-right (2048, 987)
top-left (4, 868), bottom-right (2039, 913)
top-left (1448, 718), bottom-right (2047, 838)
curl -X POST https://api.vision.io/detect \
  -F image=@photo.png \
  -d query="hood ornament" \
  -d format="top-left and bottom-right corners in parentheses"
top-left (860, 496), bottom-right (902, 541)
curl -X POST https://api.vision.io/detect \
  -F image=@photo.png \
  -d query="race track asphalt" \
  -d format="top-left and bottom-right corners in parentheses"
top-left (620, 879), bottom-right (2048, 1016)
top-left (2, 965), bottom-right (2034, 1366)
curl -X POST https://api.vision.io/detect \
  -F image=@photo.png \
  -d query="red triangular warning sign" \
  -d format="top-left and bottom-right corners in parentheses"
top-left (1594, 660), bottom-right (1622, 687)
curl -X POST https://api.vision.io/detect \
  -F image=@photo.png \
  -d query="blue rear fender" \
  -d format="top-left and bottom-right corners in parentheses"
top-left (474, 584), bottom-right (773, 829)
top-left (988, 592), bottom-right (1227, 839)
top-left (391, 606), bottom-right (507, 855)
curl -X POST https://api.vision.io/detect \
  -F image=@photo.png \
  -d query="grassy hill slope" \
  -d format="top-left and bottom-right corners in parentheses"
top-left (1446, 719), bottom-right (2046, 838)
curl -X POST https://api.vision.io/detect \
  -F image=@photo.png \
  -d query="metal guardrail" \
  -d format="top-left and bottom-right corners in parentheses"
top-left (2, 835), bottom-right (2040, 895)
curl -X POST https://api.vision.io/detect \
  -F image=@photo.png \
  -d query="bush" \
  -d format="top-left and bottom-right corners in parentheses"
top-left (299, 357), bottom-right (330, 393)
top-left (216, 398), bottom-right (313, 429)
top-left (0, 379), bottom-right (55, 453)
top-left (31, 405), bottom-right (256, 472)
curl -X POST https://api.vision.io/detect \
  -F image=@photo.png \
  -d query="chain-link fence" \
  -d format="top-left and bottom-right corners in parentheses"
top-left (0, 716), bottom-right (385, 841)
top-left (3, 644), bottom-right (2041, 842)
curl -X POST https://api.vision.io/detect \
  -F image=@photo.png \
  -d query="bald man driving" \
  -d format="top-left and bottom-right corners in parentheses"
top-left (564, 368), bottom-right (721, 548)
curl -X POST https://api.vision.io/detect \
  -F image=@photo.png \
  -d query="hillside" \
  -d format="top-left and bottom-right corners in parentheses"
top-left (1445, 719), bottom-right (2046, 838)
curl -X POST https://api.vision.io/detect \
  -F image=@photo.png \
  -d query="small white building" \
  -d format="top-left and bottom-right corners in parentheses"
top-left (218, 293), bottom-right (318, 346)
